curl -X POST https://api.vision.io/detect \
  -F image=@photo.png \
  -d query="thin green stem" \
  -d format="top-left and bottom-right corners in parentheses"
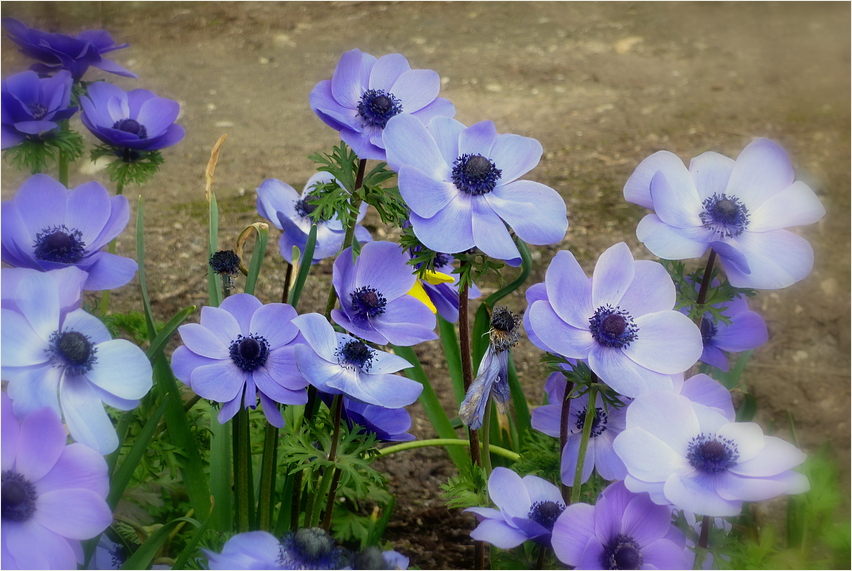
top-left (698, 514), bottom-right (712, 549)
top-left (535, 544), bottom-right (548, 570)
top-left (696, 249), bottom-right (717, 307)
top-left (319, 394), bottom-right (344, 531)
top-left (559, 377), bottom-right (575, 504)
top-left (257, 420), bottom-right (279, 531)
top-left (99, 182), bottom-right (125, 316)
top-left (570, 383), bottom-right (598, 505)
top-left (481, 399), bottom-right (494, 476)
top-left (323, 158), bottom-right (366, 319)
top-left (377, 438), bottom-right (519, 461)
top-left (233, 400), bottom-right (251, 532)
top-left (459, 278), bottom-right (482, 469)
top-left (281, 261), bottom-right (293, 304)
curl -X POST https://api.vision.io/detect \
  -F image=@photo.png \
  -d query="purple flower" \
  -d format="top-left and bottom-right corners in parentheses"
top-left (383, 114), bottom-right (568, 265)
top-left (323, 396), bottom-right (415, 442)
top-left (465, 467), bottom-right (566, 548)
top-left (613, 391), bottom-right (809, 516)
top-left (256, 172), bottom-right (371, 265)
top-left (332, 241), bottom-right (437, 346)
top-left (292, 313), bottom-right (422, 408)
top-left (309, 48), bottom-right (455, 160)
top-left (624, 138), bottom-right (826, 289)
top-left (414, 250), bottom-right (481, 323)
top-left (551, 481), bottom-right (693, 570)
top-left (1, 270), bottom-right (153, 454)
top-left (171, 294), bottom-right (309, 427)
top-left (674, 373), bottom-right (735, 422)
top-left (80, 81), bottom-right (185, 154)
top-left (1, 394), bottom-right (112, 570)
top-left (525, 242), bottom-right (703, 397)
top-left (2, 18), bottom-right (137, 81)
top-left (1, 70), bottom-right (77, 150)
top-left (1, 266), bottom-right (86, 316)
top-left (202, 531), bottom-right (282, 570)
top-left (1, 174), bottom-right (138, 291)
top-left (688, 283), bottom-right (768, 372)
top-left (531, 374), bottom-right (629, 485)
top-left (459, 307), bottom-right (520, 430)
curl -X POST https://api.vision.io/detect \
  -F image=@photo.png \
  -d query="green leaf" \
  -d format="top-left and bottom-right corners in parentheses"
top-left (736, 393), bottom-right (757, 422)
top-left (171, 513), bottom-right (212, 570)
top-left (120, 516), bottom-right (201, 570)
top-left (390, 345), bottom-right (470, 471)
top-left (288, 224), bottom-right (317, 309)
top-left (438, 317), bottom-right (466, 405)
top-left (107, 400), bottom-right (167, 510)
top-left (146, 306), bottom-right (196, 361)
top-left (242, 223), bottom-right (268, 296)
top-left (135, 197), bottom-right (157, 340)
top-left (207, 194), bottom-right (223, 308)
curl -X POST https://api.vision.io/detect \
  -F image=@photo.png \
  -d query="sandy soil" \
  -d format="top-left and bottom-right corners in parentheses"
top-left (2, 2), bottom-right (849, 569)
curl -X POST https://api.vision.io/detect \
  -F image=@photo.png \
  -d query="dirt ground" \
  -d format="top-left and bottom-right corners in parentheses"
top-left (2, 2), bottom-right (850, 569)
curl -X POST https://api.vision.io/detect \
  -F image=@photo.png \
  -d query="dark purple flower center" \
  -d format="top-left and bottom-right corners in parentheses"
top-left (602, 534), bottom-right (643, 570)
top-left (700, 315), bottom-right (718, 343)
top-left (229, 334), bottom-right (270, 372)
top-left (432, 252), bottom-right (452, 268)
top-left (699, 193), bottom-right (750, 238)
top-left (353, 546), bottom-right (389, 570)
top-left (527, 500), bottom-right (565, 532)
top-left (575, 406), bottom-right (608, 438)
top-left (48, 329), bottom-right (98, 376)
top-left (209, 250), bottom-right (241, 275)
top-left (350, 286), bottom-right (387, 319)
top-left (451, 153), bottom-right (502, 195)
top-left (589, 306), bottom-right (638, 349)
top-left (33, 224), bottom-right (86, 264)
top-left (27, 102), bottom-right (49, 120)
top-left (687, 433), bottom-right (739, 473)
top-left (490, 306), bottom-right (521, 352)
top-left (295, 194), bottom-right (320, 218)
top-left (336, 339), bottom-right (375, 372)
top-left (357, 89), bottom-right (403, 128)
top-left (1, 470), bottom-right (38, 522)
top-left (112, 118), bottom-right (148, 139)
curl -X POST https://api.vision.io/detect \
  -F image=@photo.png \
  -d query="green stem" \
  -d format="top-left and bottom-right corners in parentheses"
top-left (320, 394), bottom-right (344, 531)
top-left (570, 383), bottom-right (598, 505)
top-left (378, 438), bottom-right (520, 461)
top-left (323, 158), bottom-right (366, 319)
top-left (482, 399), bottom-right (494, 476)
top-left (559, 377), bottom-right (575, 504)
top-left (233, 399), bottom-right (251, 532)
top-left (257, 420), bottom-right (279, 531)
top-left (698, 514), bottom-right (712, 549)
top-left (459, 277), bottom-right (482, 469)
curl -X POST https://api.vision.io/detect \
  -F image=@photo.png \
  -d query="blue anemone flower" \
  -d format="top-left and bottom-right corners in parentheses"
top-left (552, 481), bottom-right (694, 569)
top-left (2, 70), bottom-right (77, 150)
top-left (383, 114), bottom-right (568, 265)
top-left (256, 171), bottom-right (371, 265)
top-left (172, 294), bottom-right (309, 427)
top-left (309, 48), bottom-right (455, 161)
top-left (525, 242), bottom-right (703, 397)
top-left (331, 241), bottom-right (437, 346)
top-left (1, 174), bottom-right (138, 291)
top-left (1, 394), bottom-right (113, 570)
top-left (292, 313), bottom-right (422, 409)
top-left (2, 18), bottom-right (137, 81)
top-left (80, 81), bottom-right (185, 155)
top-left (466, 467), bottom-right (566, 549)
top-left (1, 270), bottom-right (153, 454)
top-left (624, 138), bottom-right (825, 289)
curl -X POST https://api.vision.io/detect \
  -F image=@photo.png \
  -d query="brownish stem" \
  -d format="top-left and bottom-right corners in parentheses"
top-left (698, 514), bottom-right (712, 549)
top-left (559, 378), bottom-right (575, 504)
top-left (281, 261), bottom-right (293, 304)
top-left (696, 249), bottom-right (717, 306)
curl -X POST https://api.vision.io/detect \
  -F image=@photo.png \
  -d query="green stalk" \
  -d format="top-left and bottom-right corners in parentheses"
top-left (481, 399), bottom-right (494, 476)
top-left (257, 419), bottom-right (279, 531)
top-left (288, 224), bottom-right (317, 308)
top-left (377, 439), bottom-right (519, 461)
top-left (438, 316), bottom-right (466, 405)
top-left (320, 394), bottom-right (344, 531)
top-left (570, 384), bottom-right (598, 505)
top-left (233, 398), bottom-right (251, 532)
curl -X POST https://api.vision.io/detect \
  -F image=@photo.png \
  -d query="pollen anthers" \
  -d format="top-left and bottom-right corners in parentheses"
top-left (601, 534), bottom-right (643, 570)
top-left (489, 306), bottom-right (520, 352)
top-left (528, 499), bottom-right (565, 532)
top-left (357, 89), bottom-right (403, 128)
top-left (686, 432), bottom-right (740, 473)
top-left (229, 333), bottom-right (270, 372)
top-left (699, 193), bottom-right (750, 238)
top-left (33, 224), bottom-right (86, 264)
top-left (589, 305), bottom-right (639, 349)
top-left (1, 470), bottom-right (38, 522)
top-left (451, 153), bottom-right (502, 195)
top-left (47, 329), bottom-right (98, 376)
top-left (350, 286), bottom-right (387, 319)
top-left (335, 337), bottom-right (376, 372)
top-left (112, 118), bottom-right (148, 139)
